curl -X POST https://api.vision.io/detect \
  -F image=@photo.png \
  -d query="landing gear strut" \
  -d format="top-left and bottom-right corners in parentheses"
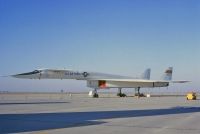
top-left (117, 88), bottom-right (126, 97)
top-left (93, 88), bottom-right (99, 98)
top-left (135, 87), bottom-right (141, 96)
top-left (88, 89), bottom-right (99, 98)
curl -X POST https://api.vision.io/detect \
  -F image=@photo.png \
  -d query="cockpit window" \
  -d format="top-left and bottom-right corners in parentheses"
top-left (33, 70), bottom-right (40, 73)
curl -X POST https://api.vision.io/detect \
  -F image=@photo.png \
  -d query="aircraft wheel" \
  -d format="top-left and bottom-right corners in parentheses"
top-left (117, 93), bottom-right (127, 97)
top-left (93, 93), bottom-right (99, 98)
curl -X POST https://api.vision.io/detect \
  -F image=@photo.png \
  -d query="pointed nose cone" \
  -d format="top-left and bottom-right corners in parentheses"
top-left (12, 70), bottom-right (41, 79)
top-left (11, 74), bottom-right (26, 78)
top-left (11, 73), bottom-right (32, 79)
top-left (11, 74), bottom-right (20, 78)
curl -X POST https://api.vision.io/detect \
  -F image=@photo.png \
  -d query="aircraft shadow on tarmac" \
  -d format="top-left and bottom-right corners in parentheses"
top-left (0, 107), bottom-right (200, 133)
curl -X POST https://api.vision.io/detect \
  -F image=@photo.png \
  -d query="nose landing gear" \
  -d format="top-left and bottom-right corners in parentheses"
top-left (117, 88), bottom-right (127, 97)
top-left (88, 89), bottom-right (99, 98)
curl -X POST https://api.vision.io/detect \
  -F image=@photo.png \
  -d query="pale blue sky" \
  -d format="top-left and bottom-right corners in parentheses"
top-left (0, 0), bottom-right (199, 92)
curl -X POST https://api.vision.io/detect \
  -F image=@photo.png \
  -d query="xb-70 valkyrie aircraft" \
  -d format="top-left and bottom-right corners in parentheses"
top-left (12, 67), bottom-right (188, 97)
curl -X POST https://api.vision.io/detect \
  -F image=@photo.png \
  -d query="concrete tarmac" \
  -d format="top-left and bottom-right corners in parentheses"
top-left (0, 93), bottom-right (200, 134)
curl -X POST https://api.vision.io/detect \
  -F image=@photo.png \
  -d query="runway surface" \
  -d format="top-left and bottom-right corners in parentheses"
top-left (0, 93), bottom-right (200, 134)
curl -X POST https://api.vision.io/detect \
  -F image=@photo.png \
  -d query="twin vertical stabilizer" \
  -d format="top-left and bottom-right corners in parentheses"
top-left (162, 67), bottom-right (173, 81)
top-left (141, 68), bottom-right (151, 80)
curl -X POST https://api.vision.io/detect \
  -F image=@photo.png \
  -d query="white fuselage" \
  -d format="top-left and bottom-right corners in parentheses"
top-left (13, 69), bottom-right (133, 80)
top-left (13, 69), bottom-right (169, 89)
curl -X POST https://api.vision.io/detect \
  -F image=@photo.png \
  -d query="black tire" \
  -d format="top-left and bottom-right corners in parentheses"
top-left (93, 93), bottom-right (99, 98)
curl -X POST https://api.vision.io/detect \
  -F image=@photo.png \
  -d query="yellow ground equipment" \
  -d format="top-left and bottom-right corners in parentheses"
top-left (186, 92), bottom-right (197, 100)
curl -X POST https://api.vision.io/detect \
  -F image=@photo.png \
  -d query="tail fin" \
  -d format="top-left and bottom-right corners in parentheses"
top-left (141, 68), bottom-right (151, 80)
top-left (162, 67), bottom-right (173, 81)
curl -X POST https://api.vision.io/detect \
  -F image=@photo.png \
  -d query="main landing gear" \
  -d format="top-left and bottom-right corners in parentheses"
top-left (134, 87), bottom-right (144, 97)
top-left (135, 87), bottom-right (140, 96)
top-left (89, 88), bottom-right (144, 98)
top-left (117, 88), bottom-right (127, 97)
